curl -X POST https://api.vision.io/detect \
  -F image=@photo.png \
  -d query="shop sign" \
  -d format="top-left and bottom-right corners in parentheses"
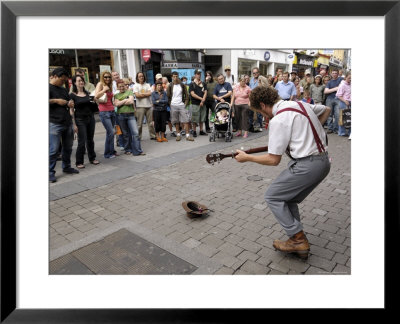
top-left (49, 49), bottom-right (65, 55)
top-left (329, 56), bottom-right (343, 67)
top-left (264, 51), bottom-right (271, 61)
top-left (171, 69), bottom-right (204, 82)
top-left (162, 62), bottom-right (205, 69)
top-left (141, 49), bottom-right (151, 62)
top-left (298, 58), bottom-right (314, 66)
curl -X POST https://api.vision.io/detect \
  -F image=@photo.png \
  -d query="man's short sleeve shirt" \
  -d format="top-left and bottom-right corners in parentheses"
top-left (326, 77), bottom-right (344, 100)
top-left (268, 100), bottom-right (327, 158)
top-left (189, 81), bottom-right (207, 105)
top-left (133, 83), bottom-right (152, 107)
top-left (213, 82), bottom-right (233, 101)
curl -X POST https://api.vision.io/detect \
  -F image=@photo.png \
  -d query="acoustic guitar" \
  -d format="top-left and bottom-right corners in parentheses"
top-left (206, 146), bottom-right (268, 165)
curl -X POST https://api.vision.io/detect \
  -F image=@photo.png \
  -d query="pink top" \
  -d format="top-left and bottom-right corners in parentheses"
top-left (98, 92), bottom-right (114, 112)
top-left (336, 81), bottom-right (351, 101)
top-left (233, 84), bottom-right (251, 105)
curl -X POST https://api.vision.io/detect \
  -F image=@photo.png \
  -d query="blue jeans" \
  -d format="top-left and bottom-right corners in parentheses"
top-left (49, 122), bottom-right (74, 176)
top-left (338, 101), bottom-right (351, 136)
top-left (118, 113), bottom-right (143, 155)
top-left (326, 97), bottom-right (340, 133)
top-left (115, 114), bottom-right (125, 148)
top-left (99, 110), bottom-right (116, 158)
top-left (248, 110), bottom-right (263, 129)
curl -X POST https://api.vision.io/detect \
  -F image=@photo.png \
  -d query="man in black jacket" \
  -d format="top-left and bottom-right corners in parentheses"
top-left (49, 67), bottom-right (79, 183)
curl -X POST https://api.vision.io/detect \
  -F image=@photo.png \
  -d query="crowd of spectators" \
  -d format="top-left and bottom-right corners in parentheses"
top-left (49, 65), bottom-right (351, 183)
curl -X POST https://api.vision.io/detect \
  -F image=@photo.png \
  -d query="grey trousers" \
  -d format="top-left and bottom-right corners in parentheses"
top-left (265, 154), bottom-right (331, 236)
top-left (135, 107), bottom-right (155, 140)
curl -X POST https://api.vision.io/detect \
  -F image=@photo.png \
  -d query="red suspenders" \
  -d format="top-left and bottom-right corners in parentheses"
top-left (275, 101), bottom-right (326, 154)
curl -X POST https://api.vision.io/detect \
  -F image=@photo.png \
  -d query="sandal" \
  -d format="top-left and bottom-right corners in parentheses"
top-left (90, 160), bottom-right (100, 165)
top-left (76, 164), bottom-right (85, 169)
top-left (124, 151), bottom-right (132, 155)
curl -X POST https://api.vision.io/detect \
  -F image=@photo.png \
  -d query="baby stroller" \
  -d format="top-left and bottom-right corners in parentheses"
top-left (209, 102), bottom-right (233, 142)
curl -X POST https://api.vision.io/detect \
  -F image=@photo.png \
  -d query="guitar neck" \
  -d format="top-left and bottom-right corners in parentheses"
top-left (234, 146), bottom-right (269, 157)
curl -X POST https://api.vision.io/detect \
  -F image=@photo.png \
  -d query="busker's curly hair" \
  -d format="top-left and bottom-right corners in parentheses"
top-left (249, 86), bottom-right (280, 111)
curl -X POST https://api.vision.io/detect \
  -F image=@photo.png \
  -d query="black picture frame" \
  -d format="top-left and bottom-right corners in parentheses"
top-left (1, 0), bottom-right (398, 322)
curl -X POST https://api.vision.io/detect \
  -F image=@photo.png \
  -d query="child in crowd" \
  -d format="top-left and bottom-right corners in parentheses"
top-left (215, 109), bottom-right (229, 124)
top-left (301, 89), bottom-right (314, 104)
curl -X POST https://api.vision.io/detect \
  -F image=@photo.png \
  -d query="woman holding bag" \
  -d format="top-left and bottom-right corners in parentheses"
top-left (114, 79), bottom-right (145, 156)
top-left (336, 72), bottom-right (351, 137)
top-left (69, 75), bottom-right (100, 168)
top-left (231, 75), bottom-right (251, 138)
top-left (95, 71), bottom-right (119, 159)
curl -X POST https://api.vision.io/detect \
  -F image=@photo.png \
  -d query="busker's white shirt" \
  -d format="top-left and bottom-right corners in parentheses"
top-left (268, 100), bottom-right (328, 159)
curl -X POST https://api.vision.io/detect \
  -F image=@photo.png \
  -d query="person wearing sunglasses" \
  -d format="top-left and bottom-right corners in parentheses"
top-left (95, 71), bottom-right (119, 159)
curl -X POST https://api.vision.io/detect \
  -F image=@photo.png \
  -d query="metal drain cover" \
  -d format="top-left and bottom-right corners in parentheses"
top-left (50, 228), bottom-right (197, 275)
top-left (247, 175), bottom-right (263, 181)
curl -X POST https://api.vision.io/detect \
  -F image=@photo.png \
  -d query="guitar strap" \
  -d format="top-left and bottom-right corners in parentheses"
top-left (275, 101), bottom-right (326, 160)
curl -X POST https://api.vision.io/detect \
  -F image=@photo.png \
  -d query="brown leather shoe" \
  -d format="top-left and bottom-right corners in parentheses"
top-left (273, 231), bottom-right (310, 259)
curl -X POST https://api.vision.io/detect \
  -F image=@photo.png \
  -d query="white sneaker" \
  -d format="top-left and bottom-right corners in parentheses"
top-left (348, 134), bottom-right (351, 140)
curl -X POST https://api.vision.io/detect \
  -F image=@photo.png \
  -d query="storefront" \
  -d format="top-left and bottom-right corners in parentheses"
top-left (233, 50), bottom-right (292, 80)
top-left (159, 50), bottom-right (205, 82)
top-left (292, 53), bottom-right (317, 78)
top-left (49, 49), bottom-right (114, 85)
top-left (329, 56), bottom-right (344, 70)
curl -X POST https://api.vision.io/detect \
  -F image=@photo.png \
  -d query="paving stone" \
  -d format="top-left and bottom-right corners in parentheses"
top-left (315, 222), bottom-right (339, 234)
top-left (326, 241), bottom-right (347, 254)
top-left (307, 255), bottom-right (336, 273)
top-left (304, 266), bottom-right (331, 275)
top-left (310, 245), bottom-right (335, 260)
top-left (166, 231), bottom-right (189, 244)
top-left (312, 209), bottom-right (328, 216)
top-left (268, 262), bottom-right (289, 274)
top-left (211, 251), bottom-right (239, 268)
top-left (239, 260), bottom-right (267, 274)
top-left (218, 242), bottom-right (243, 257)
top-left (333, 264), bottom-right (351, 275)
top-left (278, 256), bottom-right (310, 274)
top-left (237, 228), bottom-right (261, 241)
top-left (182, 238), bottom-right (202, 249)
top-left (307, 234), bottom-right (328, 248)
top-left (201, 234), bottom-right (224, 249)
top-left (237, 250), bottom-right (259, 262)
top-left (194, 243), bottom-right (219, 258)
top-left (214, 267), bottom-right (234, 275)
top-left (332, 253), bottom-right (349, 266)
top-left (237, 239), bottom-right (262, 253)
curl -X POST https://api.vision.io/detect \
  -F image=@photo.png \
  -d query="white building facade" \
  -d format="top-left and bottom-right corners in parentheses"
top-left (205, 49), bottom-right (294, 79)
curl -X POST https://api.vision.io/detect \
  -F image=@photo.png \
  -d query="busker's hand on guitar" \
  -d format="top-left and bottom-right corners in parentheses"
top-left (235, 149), bottom-right (248, 163)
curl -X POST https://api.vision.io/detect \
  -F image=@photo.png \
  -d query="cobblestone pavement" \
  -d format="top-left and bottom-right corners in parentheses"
top-left (50, 120), bottom-right (351, 275)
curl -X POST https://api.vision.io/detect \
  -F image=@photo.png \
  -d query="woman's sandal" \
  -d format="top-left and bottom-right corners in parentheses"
top-left (90, 160), bottom-right (100, 165)
top-left (76, 164), bottom-right (85, 169)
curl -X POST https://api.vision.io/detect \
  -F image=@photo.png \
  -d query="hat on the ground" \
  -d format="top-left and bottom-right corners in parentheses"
top-left (182, 201), bottom-right (211, 217)
top-left (224, 65), bottom-right (231, 71)
top-left (155, 73), bottom-right (163, 80)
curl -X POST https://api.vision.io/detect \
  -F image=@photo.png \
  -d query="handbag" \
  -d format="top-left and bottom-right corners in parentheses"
top-left (342, 108), bottom-right (351, 129)
top-left (89, 91), bottom-right (99, 112)
top-left (97, 93), bottom-right (107, 103)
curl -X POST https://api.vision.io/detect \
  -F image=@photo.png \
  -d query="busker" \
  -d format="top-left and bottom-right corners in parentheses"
top-left (234, 86), bottom-right (331, 259)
